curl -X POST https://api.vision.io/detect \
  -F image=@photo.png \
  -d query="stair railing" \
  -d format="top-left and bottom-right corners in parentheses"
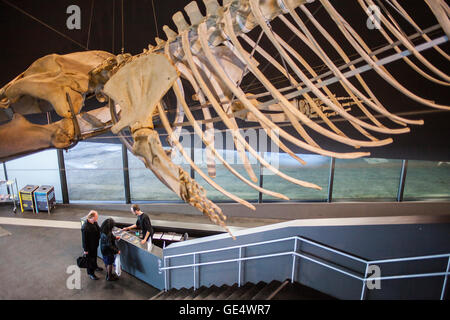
top-left (160, 235), bottom-right (450, 300)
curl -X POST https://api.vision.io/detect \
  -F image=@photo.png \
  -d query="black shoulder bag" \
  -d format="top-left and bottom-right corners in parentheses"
top-left (76, 253), bottom-right (88, 268)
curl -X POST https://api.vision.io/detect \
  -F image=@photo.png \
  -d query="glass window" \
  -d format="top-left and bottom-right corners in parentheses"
top-left (333, 158), bottom-right (402, 200)
top-left (193, 148), bottom-right (260, 202)
top-left (64, 141), bottom-right (124, 201)
top-left (404, 160), bottom-right (450, 199)
top-left (0, 163), bottom-right (7, 199)
top-left (5, 150), bottom-right (63, 201)
top-left (262, 153), bottom-right (330, 201)
top-left (128, 148), bottom-right (190, 201)
top-left (0, 163), bottom-right (5, 181)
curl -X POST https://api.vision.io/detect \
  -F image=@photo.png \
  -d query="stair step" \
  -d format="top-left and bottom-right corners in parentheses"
top-left (169, 288), bottom-right (190, 300)
top-left (194, 285), bottom-right (219, 300)
top-left (184, 286), bottom-right (208, 300)
top-left (162, 288), bottom-right (181, 299)
top-left (240, 281), bottom-right (267, 300)
top-left (157, 280), bottom-right (335, 301)
top-left (251, 280), bottom-right (283, 300)
top-left (204, 284), bottom-right (229, 300)
top-left (175, 288), bottom-right (195, 300)
top-left (149, 290), bottom-right (165, 300)
top-left (267, 280), bottom-right (290, 300)
top-left (272, 282), bottom-right (336, 300)
top-left (226, 283), bottom-right (254, 300)
top-left (216, 284), bottom-right (238, 300)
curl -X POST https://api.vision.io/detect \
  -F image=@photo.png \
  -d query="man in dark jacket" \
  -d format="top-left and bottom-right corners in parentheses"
top-left (123, 204), bottom-right (154, 251)
top-left (81, 210), bottom-right (103, 280)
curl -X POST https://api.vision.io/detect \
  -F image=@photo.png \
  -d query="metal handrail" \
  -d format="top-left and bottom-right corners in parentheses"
top-left (160, 235), bottom-right (450, 300)
top-left (163, 236), bottom-right (301, 259)
top-left (297, 236), bottom-right (368, 264)
top-left (164, 235), bottom-right (368, 263)
top-left (370, 253), bottom-right (450, 264)
top-left (163, 252), bottom-right (293, 271)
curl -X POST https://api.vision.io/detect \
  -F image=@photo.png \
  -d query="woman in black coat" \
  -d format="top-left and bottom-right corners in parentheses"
top-left (100, 218), bottom-right (120, 281)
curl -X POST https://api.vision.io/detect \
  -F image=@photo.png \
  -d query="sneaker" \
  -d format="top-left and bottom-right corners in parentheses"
top-left (89, 274), bottom-right (99, 280)
top-left (106, 274), bottom-right (118, 281)
top-left (111, 273), bottom-right (120, 280)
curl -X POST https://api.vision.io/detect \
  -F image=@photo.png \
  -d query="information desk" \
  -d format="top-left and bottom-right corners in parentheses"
top-left (81, 216), bottom-right (165, 290)
top-left (112, 227), bottom-right (163, 289)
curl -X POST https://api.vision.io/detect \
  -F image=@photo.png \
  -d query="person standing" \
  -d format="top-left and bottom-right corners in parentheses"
top-left (123, 204), bottom-right (154, 251)
top-left (81, 210), bottom-right (103, 280)
top-left (100, 218), bottom-right (120, 281)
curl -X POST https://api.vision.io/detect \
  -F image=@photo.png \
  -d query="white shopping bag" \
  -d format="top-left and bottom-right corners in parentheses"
top-left (114, 254), bottom-right (122, 276)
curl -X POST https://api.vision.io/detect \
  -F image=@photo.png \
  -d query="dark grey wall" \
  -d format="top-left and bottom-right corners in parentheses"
top-left (163, 221), bottom-right (450, 299)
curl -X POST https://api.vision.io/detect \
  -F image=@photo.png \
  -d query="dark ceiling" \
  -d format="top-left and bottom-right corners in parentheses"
top-left (0, 0), bottom-right (449, 160)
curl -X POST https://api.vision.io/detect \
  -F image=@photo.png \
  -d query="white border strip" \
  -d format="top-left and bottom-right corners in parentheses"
top-left (0, 217), bottom-right (81, 229)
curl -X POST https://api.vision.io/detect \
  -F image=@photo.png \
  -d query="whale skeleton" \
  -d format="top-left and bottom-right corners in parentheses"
top-left (0, 0), bottom-right (449, 237)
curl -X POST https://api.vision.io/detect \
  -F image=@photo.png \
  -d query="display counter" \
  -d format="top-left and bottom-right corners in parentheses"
top-left (80, 213), bottom-right (234, 290)
top-left (108, 226), bottom-right (164, 289)
top-left (81, 215), bottom-right (165, 290)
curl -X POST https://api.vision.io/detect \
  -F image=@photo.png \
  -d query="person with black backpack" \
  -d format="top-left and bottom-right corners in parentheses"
top-left (100, 218), bottom-right (120, 281)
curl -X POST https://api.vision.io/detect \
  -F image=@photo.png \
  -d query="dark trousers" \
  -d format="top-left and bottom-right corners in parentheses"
top-left (86, 252), bottom-right (99, 275)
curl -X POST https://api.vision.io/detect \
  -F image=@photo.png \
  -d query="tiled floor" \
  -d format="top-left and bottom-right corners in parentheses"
top-left (0, 224), bottom-right (159, 299)
top-left (0, 203), bottom-right (285, 299)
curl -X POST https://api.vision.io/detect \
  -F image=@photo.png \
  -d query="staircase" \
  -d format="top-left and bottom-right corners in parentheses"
top-left (150, 280), bottom-right (335, 300)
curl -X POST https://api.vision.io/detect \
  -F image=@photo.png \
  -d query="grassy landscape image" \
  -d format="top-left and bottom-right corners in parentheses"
top-left (4, 141), bottom-right (450, 202)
